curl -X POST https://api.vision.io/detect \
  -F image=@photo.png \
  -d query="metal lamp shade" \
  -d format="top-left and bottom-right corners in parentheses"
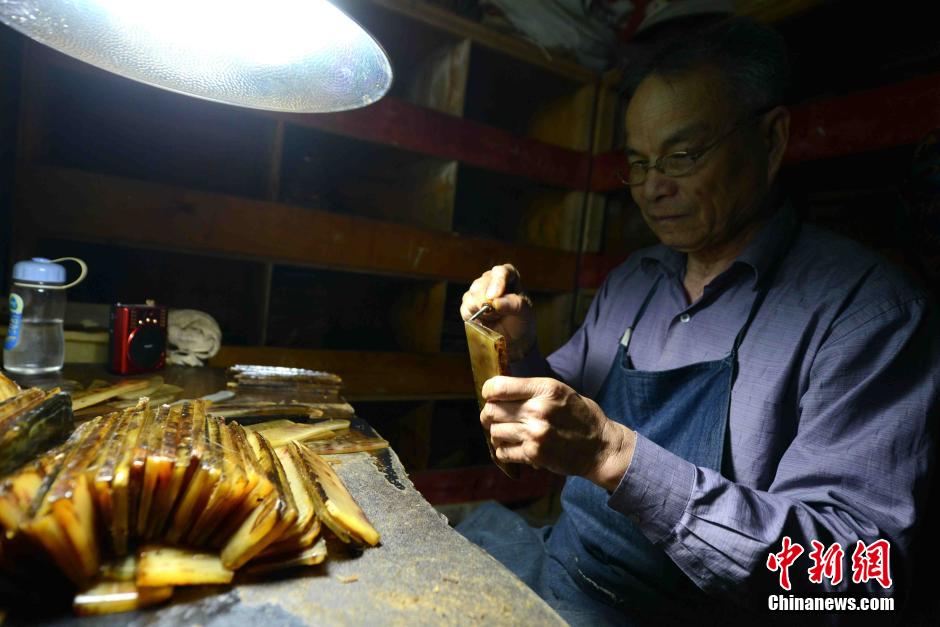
top-left (0, 0), bottom-right (393, 112)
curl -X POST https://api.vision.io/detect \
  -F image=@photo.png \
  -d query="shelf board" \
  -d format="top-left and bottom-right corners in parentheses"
top-left (590, 72), bottom-right (940, 191)
top-left (273, 95), bottom-right (591, 190)
top-left (590, 151), bottom-right (627, 193)
top-left (785, 73), bottom-right (940, 163)
top-left (209, 347), bottom-right (474, 401)
top-left (359, 0), bottom-right (597, 84)
top-left (18, 166), bottom-right (578, 293)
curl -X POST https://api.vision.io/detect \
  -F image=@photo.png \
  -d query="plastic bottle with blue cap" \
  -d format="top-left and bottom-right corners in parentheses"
top-left (3, 257), bottom-right (87, 374)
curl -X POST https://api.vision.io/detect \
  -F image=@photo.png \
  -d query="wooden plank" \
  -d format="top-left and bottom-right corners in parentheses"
top-left (258, 263), bottom-right (274, 346)
top-left (517, 190), bottom-right (585, 252)
top-left (359, 0), bottom-right (596, 84)
top-left (209, 347), bottom-right (474, 401)
top-left (589, 151), bottom-right (628, 192)
top-left (17, 167), bottom-right (579, 293)
top-left (391, 281), bottom-right (448, 353)
top-left (579, 193), bottom-right (607, 254)
top-left (590, 73), bottom-right (940, 191)
top-left (410, 465), bottom-right (562, 505)
top-left (387, 401), bottom-right (435, 471)
top-left (527, 83), bottom-right (596, 151)
top-left (266, 121), bottom-right (286, 201)
top-left (274, 96), bottom-right (591, 190)
top-left (592, 80), bottom-right (619, 155)
top-left (259, 120), bottom-right (286, 346)
top-left (333, 159), bottom-right (458, 232)
top-left (785, 73), bottom-right (940, 163)
top-left (404, 38), bottom-right (471, 116)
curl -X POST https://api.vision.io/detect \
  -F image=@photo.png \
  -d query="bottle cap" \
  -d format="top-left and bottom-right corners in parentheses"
top-left (12, 258), bottom-right (67, 285)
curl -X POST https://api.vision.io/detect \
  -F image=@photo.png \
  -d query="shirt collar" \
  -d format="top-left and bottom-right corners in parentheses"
top-left (639, 201), bottom-right (800, 287)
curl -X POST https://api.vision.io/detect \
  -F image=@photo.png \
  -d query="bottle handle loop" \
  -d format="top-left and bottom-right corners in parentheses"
top-left (11, 257), bottom-right (88, 290)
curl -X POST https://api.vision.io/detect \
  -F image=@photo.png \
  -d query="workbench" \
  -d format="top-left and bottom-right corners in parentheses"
top-left (4, 366), bottom-right (565, 626)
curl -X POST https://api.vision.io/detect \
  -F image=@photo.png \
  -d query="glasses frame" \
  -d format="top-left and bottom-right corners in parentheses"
top-left (618, 114), bottom-right (761, 187)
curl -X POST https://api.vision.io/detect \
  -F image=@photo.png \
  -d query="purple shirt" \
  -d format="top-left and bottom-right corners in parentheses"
top-left (514, 205), bottom-right (939, 602)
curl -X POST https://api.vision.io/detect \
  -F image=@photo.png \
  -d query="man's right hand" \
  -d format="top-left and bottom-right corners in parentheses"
top-left (460, 264), bottom-right (537, 362)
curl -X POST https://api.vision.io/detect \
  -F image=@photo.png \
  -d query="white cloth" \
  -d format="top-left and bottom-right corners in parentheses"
top-left (166, 309), bottom-right (222, 366)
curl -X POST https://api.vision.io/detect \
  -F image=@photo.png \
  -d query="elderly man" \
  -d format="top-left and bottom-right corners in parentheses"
top-left (458, 17), bottom-right (938, 626)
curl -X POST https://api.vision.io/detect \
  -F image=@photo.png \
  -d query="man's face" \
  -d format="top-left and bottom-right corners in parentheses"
top-left (625, 69), bottom-right (771, 253)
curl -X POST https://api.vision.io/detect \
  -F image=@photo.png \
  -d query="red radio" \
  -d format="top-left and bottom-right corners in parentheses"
top-left (109, 301), bottom-right (168, 375)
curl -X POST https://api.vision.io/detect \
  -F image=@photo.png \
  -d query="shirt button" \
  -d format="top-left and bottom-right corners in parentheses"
top-left (679, 313), bottom-right (691, 323)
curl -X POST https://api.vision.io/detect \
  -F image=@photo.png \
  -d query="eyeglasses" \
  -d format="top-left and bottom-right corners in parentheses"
top-left (618, 118), bottom-right (752, 187)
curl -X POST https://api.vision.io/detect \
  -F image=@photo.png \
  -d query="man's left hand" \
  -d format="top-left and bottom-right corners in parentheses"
top-left (481, 376), bottom-right (637, 491)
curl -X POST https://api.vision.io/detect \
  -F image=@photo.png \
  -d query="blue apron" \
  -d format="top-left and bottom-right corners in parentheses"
top-left (547, 271), bottom-right (762, 612)
top-left (459, 234), bottom-right (792, 625)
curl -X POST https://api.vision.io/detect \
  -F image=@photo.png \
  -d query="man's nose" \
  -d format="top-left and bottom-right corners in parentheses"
top-left (642, 167), bottom-right (677, 202)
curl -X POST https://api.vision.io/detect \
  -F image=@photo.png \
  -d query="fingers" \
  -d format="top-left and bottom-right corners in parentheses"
top-left (489, 424), bottom-right (540, 468)
top-left (486, 264), bottom-right (520, 299)
top-left (460, 274), bottom-right (491, 321)
top-left (480, 399), bottom-right (524, 428)
top-left (482, 376), bottom-right (562, 402)
top-left (489, 422), bottom-right (524, 446)
top-left (494, 442), bottom-right (540, 467)
top-left (459, 264), bottom-right (521, 321)
top-left (459, 298), bottom-right (478, 322)
top-left (490, 292), bottom-right (532, 317)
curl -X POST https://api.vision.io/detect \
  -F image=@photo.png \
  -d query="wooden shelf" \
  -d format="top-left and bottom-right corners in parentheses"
top-left (264, 268), bottom-right (447, 353)
top-left (209, 347), bottom-right (473, 401)
top-left (273, 96), bottom-right (591, 190)
top-left (589, 73), bottom-right (940, 192)
top-left (28, 41), bottom-right (592, 191)
top-left (353, 0), bottom-right (598, 84)
top-left (36, 239), bottom-right (270, 345)
top-left (18, 166), bottom-right (579, 293)
top-left (785, 73), bottom-right (940, 163)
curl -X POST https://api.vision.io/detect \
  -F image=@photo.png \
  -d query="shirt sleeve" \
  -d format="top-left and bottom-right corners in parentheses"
top-left (607, 296), bottom-right (938, 604)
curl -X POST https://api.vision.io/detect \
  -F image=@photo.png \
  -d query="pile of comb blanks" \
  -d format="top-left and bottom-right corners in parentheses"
top-left (0, 397), bottom-right (380, 616)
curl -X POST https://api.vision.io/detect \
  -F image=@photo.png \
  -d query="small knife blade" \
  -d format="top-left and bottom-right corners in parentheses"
top-left (467, 303), bottom-right (493, 323)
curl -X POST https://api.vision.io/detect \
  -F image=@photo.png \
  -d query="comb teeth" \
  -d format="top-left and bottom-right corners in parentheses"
top-left (0, 391), bottom-right (379, 612)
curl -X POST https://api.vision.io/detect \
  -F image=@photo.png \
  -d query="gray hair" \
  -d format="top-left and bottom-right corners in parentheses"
top-left (627, 17), bottom-right (790, 116)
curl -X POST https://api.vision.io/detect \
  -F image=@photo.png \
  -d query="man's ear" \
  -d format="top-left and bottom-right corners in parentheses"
top-left (761, 105), bottom-right (790, 183)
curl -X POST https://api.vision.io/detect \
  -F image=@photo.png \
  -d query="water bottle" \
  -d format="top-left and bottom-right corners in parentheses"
top-left (3, 257), bottom-right (87, 374)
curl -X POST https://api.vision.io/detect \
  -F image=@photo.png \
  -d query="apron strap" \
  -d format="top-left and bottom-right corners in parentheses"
top-left (621, 274), bottom-right (663, 355)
